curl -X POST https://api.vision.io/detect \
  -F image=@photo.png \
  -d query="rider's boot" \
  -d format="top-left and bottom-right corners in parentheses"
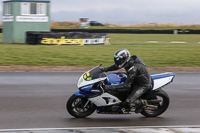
top-left (134, 99), bottom-right (145, 113)
top-left (126, 99), bottom-right (145, 113)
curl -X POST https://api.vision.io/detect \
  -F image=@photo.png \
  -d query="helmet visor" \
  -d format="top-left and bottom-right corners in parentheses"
top-left (114, 56), bottom-right (126, 68)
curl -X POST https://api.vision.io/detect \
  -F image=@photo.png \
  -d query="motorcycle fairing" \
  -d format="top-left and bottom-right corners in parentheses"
top-left (88, 93), bottom-right (122, 107)
top-left (75, 91), bottom-right (122, 107)
top-left (74, 91), bottom-right (100, 97)
top-left (151, 72), bottom-right (175, 90)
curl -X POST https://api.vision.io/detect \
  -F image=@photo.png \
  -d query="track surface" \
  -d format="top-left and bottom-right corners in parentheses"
top-left (0, 72), bottom-right (200, 129)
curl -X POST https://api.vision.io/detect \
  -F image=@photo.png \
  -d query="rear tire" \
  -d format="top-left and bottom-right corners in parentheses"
top-left (67, 94), bottom-right (96, 118)
top-left (141, 89), bottom-right (170, 117)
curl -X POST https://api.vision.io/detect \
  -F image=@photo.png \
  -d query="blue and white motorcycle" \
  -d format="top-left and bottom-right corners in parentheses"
top-left (67, 65), bottom-right (175, 118)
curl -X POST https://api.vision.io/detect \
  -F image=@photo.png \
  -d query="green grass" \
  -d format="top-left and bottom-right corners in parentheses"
top-left (0, 34), bottom-right (200, 67)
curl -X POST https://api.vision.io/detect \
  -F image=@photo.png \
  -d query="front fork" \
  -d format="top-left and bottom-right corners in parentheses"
top-left (84, 100), bottom-right (90, 108)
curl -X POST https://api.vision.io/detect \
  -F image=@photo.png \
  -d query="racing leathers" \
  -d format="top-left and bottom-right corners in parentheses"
top-left (102, 55), bottom-right (152, 104)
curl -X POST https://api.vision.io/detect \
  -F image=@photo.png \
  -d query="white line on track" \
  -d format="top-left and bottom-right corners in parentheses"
top-left (1, 125), bottom-right (200, 132)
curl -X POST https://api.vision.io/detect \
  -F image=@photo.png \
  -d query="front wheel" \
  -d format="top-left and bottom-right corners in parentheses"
top-left (67, 94), bottom-right (96, 118)
top-left (141, 89), bottom-right (170, 117)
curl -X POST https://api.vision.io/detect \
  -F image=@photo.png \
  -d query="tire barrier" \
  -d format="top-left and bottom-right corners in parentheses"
top-left (26, 32), bottom-right (111, 45)
top-left (51, 29), bottom-right (200, 34)
top-left (182, 30), bottom-right (200, 34)
top-left (1, 28), bottom-right (200, 34)
top-left (51, 29), bottom-right (174, 34)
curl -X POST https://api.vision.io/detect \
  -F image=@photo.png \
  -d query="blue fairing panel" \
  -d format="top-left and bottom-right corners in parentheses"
top-left (74, 91), bottom-right (99, 97)
top-left (80, 84), bottom-right (94, 92)
top-left (106, 73), bottom-right (127, 85)
top-left (74, 91), bottom-right (84, 97)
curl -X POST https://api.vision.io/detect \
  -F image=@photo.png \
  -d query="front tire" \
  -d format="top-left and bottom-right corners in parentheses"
top-left (67, 94), bottom-right (96, 118)
top-left (141, 89), bottom-right (170, 117)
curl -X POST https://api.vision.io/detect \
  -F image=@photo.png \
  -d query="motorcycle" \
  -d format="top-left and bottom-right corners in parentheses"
top-left (66, 65), bottom-right (175, 118)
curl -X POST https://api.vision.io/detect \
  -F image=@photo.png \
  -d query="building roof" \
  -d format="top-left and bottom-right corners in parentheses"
top-left (4, 0), bottom-right (50, 2)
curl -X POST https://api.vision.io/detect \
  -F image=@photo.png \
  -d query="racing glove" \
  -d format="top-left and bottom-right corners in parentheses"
top-left (104, 85), bottom-right (117, 91)
top-left (100, 67), bottom-right (108, 72)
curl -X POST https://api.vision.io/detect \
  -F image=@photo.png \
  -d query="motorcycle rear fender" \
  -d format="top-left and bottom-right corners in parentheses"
top-left (151, 72), bottom-right (175, 90)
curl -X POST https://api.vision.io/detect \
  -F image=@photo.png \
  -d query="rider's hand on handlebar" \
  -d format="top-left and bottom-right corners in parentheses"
top-left (100, 67), bottom-right (108, 72)
top-left (100, 67), bottom-right (105, 72)
top-left (104, 85), bottom-right (116, 92)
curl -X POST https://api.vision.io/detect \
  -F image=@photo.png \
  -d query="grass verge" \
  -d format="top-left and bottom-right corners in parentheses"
top-left (0, 34), bottom-right (200, 67)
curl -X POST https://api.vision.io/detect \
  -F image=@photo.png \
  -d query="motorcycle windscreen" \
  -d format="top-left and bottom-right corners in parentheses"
top-left (83, 67), bottom-right (106, 81)
top-left (77, 66), bottom-right (107, 88)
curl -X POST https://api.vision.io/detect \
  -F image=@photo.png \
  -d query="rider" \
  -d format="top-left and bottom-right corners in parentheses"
top-left (101, 49), bottom-right (152, 113)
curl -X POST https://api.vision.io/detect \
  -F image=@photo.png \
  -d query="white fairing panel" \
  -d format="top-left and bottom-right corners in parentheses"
top-left (77, 72), bottom-right (107, 88)
top-left (89, 93), bottom-right (121, 107)
top-left (152, 76), bottom-right (174, 90)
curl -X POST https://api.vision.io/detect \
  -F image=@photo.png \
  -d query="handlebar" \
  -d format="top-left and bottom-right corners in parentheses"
top-left (99, 81), bottom-right (106, 93)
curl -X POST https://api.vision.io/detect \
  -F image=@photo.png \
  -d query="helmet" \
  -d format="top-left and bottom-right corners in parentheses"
top-left (114, 49), bottom-right (131, 68)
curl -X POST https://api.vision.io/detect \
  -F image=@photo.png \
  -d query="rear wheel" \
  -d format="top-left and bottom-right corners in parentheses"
top-left (141, 89), bottom-right (170, 117)
top-left (67, 94), bottom-right (96, 118)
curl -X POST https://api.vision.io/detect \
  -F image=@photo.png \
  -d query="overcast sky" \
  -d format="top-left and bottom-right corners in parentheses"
top-left (1, 0), bottom-right (200, 24)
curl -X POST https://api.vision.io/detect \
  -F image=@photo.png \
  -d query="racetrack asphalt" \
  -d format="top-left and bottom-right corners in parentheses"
top-left (0, 72), bottom-right (200, 130)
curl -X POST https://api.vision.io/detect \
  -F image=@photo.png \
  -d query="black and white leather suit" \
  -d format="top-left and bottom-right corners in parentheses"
top-left (102, 55), bottom-right (152, 103)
